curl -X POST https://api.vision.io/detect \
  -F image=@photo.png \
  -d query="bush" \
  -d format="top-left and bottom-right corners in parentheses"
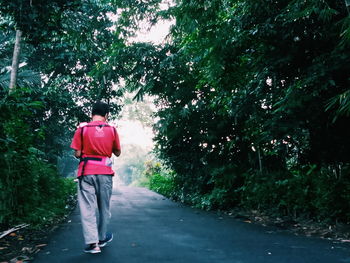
top-left (149, 173), bottom-right (175, 198)
top-left (239, 165), bottom-right (350, 222)
top-left (133, 161), bottom-right (177, 198)
top-left (0, 89), bottom-right (76, 227)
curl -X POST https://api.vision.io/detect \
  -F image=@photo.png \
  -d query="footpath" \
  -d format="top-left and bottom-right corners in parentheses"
top-left (33, 184), bottom-right (350, 263)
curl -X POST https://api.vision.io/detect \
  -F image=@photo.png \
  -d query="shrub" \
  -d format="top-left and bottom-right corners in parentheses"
top-left (149, 173), bottom-right (175, 198)
top-left (0, 89), bottom-right (76, 227)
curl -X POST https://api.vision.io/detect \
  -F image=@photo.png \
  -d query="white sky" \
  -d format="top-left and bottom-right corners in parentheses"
top-left (130, 19), bottom-right (174, 44)
top-left (111, 6), bottom-right (174, 183)
top-left (116, 19), bottom-right (173, 149)
top-left (117, 119), bottom-right (154, 149)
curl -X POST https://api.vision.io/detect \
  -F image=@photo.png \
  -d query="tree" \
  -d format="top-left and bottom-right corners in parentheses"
top-left (101, 0), bottom-right (350, 219)
top-left (8, 30), bottom-right (22, 93)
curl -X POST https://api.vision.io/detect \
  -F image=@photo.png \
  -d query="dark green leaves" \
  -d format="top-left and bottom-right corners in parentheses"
top-left (116, 0), bottom-right (350, 220)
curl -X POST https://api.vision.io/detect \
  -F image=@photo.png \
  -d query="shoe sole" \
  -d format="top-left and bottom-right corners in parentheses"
top-left (84, 249), bottom-right (101, 254)
top-left (99, 234), bottom-right (113, 248)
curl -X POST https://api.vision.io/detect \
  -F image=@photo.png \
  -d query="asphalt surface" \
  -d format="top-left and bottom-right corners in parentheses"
top-left (34, 183), bottom-right (350, 263)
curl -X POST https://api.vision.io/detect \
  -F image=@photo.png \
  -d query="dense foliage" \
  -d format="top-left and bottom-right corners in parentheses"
top-left (112, 0), bottom-right (350, 222)
top-left (0, 89), bottom-right (77, 225)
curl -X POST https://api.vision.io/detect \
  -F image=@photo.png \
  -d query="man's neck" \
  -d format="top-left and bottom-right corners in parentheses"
top-left (92, 115), bottom-right (106, 122)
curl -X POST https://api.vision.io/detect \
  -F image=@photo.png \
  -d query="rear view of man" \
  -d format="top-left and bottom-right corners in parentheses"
top-left (71, 101), bottom-right (121, 254)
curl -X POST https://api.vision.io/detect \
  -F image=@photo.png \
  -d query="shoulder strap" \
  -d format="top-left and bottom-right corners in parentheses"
top-left (111, 126), bottom-right (116, 137)
top-left (85, 124), bottom-right (110, 128)
top-left (80, 126), bottom-right (85, 153)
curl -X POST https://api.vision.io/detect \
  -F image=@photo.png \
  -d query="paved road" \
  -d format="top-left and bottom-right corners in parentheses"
top-left (34, 184), bottom-right (350, 263)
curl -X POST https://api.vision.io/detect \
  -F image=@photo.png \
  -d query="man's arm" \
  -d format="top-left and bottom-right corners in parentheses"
top-left (71, 127), bottom-right (82, 158)
top-left (112, 127), bottom-right (121, 157)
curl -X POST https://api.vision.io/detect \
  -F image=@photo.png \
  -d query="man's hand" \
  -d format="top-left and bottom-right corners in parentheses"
top-left (113, 149), bottom-right (121, 157)
top-left (74, 150), bottom-right (82, 158)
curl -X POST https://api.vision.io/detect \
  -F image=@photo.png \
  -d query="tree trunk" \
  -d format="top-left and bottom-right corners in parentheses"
top-left (9, 29), bottom-right (22, 94)
top-left (257, 146), bottom-right (262, 173)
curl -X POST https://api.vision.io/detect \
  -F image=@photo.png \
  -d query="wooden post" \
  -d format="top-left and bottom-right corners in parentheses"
top-left (9, 30), bottom-right (22, 94)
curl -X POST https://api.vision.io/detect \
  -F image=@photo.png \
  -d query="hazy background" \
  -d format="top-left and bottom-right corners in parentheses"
top-left (113, 93), bottom-right (156, 186)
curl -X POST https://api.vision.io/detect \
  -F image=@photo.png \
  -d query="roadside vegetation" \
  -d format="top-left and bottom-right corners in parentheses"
top-left (124, 0), bottom-right (350, 225)
top-left (122, 0), bottom-right (350, 226)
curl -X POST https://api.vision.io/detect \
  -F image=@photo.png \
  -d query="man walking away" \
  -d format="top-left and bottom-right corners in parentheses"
top-left (70, 101), bottom-right (121, 254)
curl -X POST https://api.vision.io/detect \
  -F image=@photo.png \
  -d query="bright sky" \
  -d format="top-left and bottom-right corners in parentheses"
top-left (116, 16), bottom-right (174, 149)
top-left (117, 119), bottom-right (154, 149)
top-left (130, 19), bottom-right (174, 44)
top-left (110, 7), bottom-right (174, 184)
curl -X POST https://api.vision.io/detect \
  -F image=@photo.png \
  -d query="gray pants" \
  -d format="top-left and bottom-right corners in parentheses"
top-left (78, 174), bottom-right (113, 245)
